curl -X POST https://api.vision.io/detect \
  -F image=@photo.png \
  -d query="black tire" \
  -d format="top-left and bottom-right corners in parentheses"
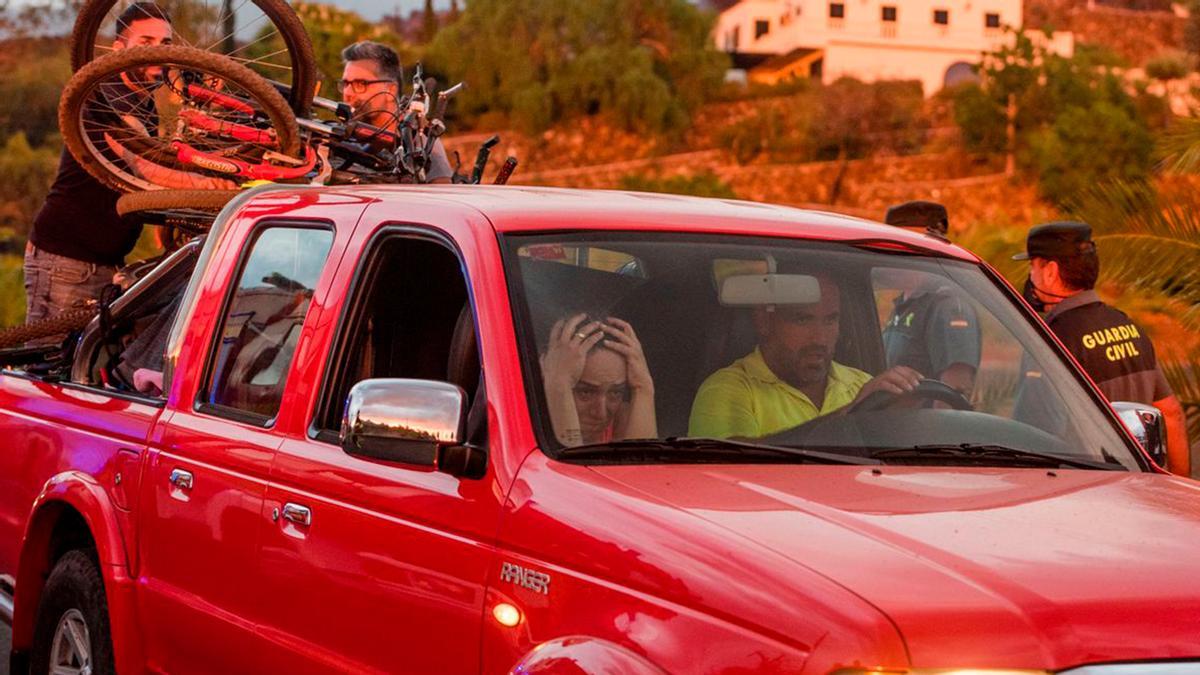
top-left (60, 44), bottom-right (301, 193)
top-left (116, 189), bottom-right (241, 216)
top-left (30, 549), bottom-right (116, 675)
top-left (70, 0), bottom-right (316, 116)
top-left (0, 307), bottom-right (97, 349)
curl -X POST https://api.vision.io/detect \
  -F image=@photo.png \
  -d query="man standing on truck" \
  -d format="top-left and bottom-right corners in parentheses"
top-left (689, 271), bottom-right (924, 439)
top-left (1014, 221), bottom-right (1190, 476)
top-left (338, 40), bottom-right (453, 183)
top-left (881, 201), bottom-right (981, 398)
top-left (23, 3), bottom-right (173, 324)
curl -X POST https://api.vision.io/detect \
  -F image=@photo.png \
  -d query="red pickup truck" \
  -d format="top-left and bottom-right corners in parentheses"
top-left (0, 185), bottom-right (1196, 675)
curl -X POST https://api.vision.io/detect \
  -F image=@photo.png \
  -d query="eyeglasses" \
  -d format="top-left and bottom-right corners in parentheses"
top-left (335, 78), bottom-right (393, 93)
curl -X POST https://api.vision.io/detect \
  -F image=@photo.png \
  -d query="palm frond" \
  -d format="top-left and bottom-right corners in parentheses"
top-left (1093, 234), bottom-right (1200, 330)
top-left (1161, 117), bottom-right (1200, 174)
top-left (1071, 179), bottom-right (1200, 241)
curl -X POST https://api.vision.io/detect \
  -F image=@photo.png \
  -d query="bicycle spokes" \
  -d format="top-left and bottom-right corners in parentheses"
top-left (64, 45), bottom-right (303, 191)
top-left (82, 0), bottom-right (311, 103)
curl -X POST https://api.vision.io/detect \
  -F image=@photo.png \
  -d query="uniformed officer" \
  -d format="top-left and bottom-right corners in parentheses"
top-left (881, 201), bottom-right (981, 397)
top-left (1014, 220), bottom-right (1190, 475)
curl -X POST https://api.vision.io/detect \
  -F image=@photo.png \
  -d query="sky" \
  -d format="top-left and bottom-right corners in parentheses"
top-left (338, 0), bottom-right (437, 22)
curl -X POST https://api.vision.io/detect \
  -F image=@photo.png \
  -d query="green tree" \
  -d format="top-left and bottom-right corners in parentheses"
top-left (425, 0), bottom-right (728, 134)
top-left (618, 170), bottom-right (736, 198)
top-left (1145, 52), bottom-right (1191, 127)
top-left (953, 29), bottom-right (1154, 206)
top-left (0, 132), bottom-right (60, 237)
top-left (1066, 118), bottom-right (1200, 454)
top-left (0, 37), bottom-right (71, 146)
top-left (243, 2), bottom-right (415, 101)
top-left (422, 0), bottom-right (438, 43)
top-left (1027, 103), bottom-right (1153, 202)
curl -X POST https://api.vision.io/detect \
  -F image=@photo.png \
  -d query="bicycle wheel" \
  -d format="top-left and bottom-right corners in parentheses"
top-left (71, 0), bottom-right (316, 116)
top-left (0, 307), bottom-right (97, 349)
top-left (61, 45), bottom-right (301, 193)
top-left (116, 188), bottom-right (240, 216)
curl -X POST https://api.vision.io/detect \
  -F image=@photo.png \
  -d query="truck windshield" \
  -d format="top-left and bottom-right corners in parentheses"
top-left (502, 232), bottom-right (1145, 471)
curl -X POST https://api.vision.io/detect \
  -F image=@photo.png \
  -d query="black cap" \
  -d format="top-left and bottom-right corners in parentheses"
top-left (1013, 221), bottom-right (1096, 261)
top-left (885, 201), bottom-right (949, 237)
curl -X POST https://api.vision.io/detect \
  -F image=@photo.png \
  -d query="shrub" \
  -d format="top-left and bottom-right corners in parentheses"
top-left (1146, 54), bottom-right (1191, 83)
top-left (618, 171), bottom-right (737, 198)
top-left (716, 105), bottom-right (811, 164)
top-left (717, 78), bottom-right (926, 164)
top-left (0, 132), bottom-right (59, 237)
top-left (953, 29), bottom-right (1155, 205)
top-left (1028, 104), bottom-right (1153, 206)
top-left (426, 0), bottom-right (729, 134)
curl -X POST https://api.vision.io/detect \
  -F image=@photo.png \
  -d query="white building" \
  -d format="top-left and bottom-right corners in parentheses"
top-left (714, 0), bottom-right (1075, 94)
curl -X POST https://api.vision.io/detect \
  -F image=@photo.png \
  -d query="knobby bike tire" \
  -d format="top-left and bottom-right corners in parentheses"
top-left (0, 307), bottom-right (97, 349)
top-left (116, 189), bottom-right (241, 216)
top-left (70, 0), bottom-right (317, 116)
top-left (60, 45), bottom-right (301, 193)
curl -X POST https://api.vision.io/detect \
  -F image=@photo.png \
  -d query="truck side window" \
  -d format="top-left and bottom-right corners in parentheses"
top-left (313, 233), bottom-right (478, 442)
top-left (202, 226), bottom-right (334, 423)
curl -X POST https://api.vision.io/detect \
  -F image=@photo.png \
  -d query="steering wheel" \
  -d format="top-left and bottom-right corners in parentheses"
top-left (847, 378), bottom-right (973, 413)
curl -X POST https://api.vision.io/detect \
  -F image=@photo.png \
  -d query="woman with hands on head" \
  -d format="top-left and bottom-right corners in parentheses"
top-left (540, 313), bottom-right (657, 447)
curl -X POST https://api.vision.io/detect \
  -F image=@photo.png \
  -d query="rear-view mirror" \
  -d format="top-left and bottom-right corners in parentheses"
top-left (720, 273), bottom-right (820, 307)
top-left (1112, 401), bottom-right (1166, 468)
top-left (341, 378), bottom-right (467, 468)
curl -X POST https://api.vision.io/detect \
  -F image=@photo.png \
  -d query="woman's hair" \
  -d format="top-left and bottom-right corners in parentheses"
top-left (538, 310), bottom-right (612, 353)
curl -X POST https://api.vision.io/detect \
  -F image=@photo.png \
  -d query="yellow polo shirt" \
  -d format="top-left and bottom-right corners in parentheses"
top-left (688, 348), bottom-right (872, 439)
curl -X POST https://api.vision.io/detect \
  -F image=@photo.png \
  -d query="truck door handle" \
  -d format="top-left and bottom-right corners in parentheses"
top-left (282, 503), bottom-right (312, 526)
top-left (168, 468), bottom-right (193, 490)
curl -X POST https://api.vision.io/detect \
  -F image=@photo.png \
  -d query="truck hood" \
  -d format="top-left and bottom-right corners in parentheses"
top-left (591, 465), bottom-right (1200, 669)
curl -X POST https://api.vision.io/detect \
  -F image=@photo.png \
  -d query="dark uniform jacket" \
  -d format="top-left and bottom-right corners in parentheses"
top-left (1043, 291), bottom-right (1171, 404)
top-left (1014, 291), bottom-right (1171, 435)
top-left (882, 281), bottom-right (981, 378)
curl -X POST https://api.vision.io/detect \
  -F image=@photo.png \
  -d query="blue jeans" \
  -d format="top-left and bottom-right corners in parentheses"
top-left (23, 242), bottom-right (117, 324)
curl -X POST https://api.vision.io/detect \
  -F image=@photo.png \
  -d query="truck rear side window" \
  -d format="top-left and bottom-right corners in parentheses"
top-left (312, 232), bottom-right (479, 444)
top-left (201, 225), bottom-right (334, 424)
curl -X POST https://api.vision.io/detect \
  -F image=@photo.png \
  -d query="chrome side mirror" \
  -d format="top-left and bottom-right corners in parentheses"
top-left (1112, 401), bottom-right (1166, 468)
top-left (341, 379), bottom-right (467, 468)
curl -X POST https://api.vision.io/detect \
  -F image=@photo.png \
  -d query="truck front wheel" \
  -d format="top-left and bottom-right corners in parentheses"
top-left (30, 549), bottom-right (115, 675)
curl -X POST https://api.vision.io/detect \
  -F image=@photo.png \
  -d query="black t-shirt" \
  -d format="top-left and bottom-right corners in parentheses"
top-left (1046, 291), bottom-right (1171, 405)
top-left (30, 148), bottom-right (142, 267)
top-left (31, 78), bottom-right (153, 267)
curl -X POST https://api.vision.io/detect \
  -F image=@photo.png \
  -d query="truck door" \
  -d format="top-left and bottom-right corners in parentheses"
top-left (255, 227), bottom-right (504, 672)
top-left (138, 223), bottom-right (340, 673)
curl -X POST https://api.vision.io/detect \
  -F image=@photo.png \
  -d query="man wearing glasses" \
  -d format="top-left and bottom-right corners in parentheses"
top-left (339, 40), bottom-right (454, 183)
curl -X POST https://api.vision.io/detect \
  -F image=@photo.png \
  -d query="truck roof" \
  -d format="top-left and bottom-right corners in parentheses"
top-left (251, 185), bottom-right (978, 262)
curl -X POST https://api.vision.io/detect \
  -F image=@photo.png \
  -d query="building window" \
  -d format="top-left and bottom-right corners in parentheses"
top-left (985, 12), bottom-right (1001, 28)
top-left (727, 26), bottom-right (739, 51)
top-left (882, 6), bottom-right (897, 22)
top-left (755, 19), bottom-right (770, 39)
top-left (933, 9), bottom-right (949, 25)
top-left (829, 3), bottom-right (845, 19)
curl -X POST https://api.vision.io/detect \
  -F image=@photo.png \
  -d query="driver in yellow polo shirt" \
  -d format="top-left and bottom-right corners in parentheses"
top-left (689, 272), bottom-right (924, 439)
